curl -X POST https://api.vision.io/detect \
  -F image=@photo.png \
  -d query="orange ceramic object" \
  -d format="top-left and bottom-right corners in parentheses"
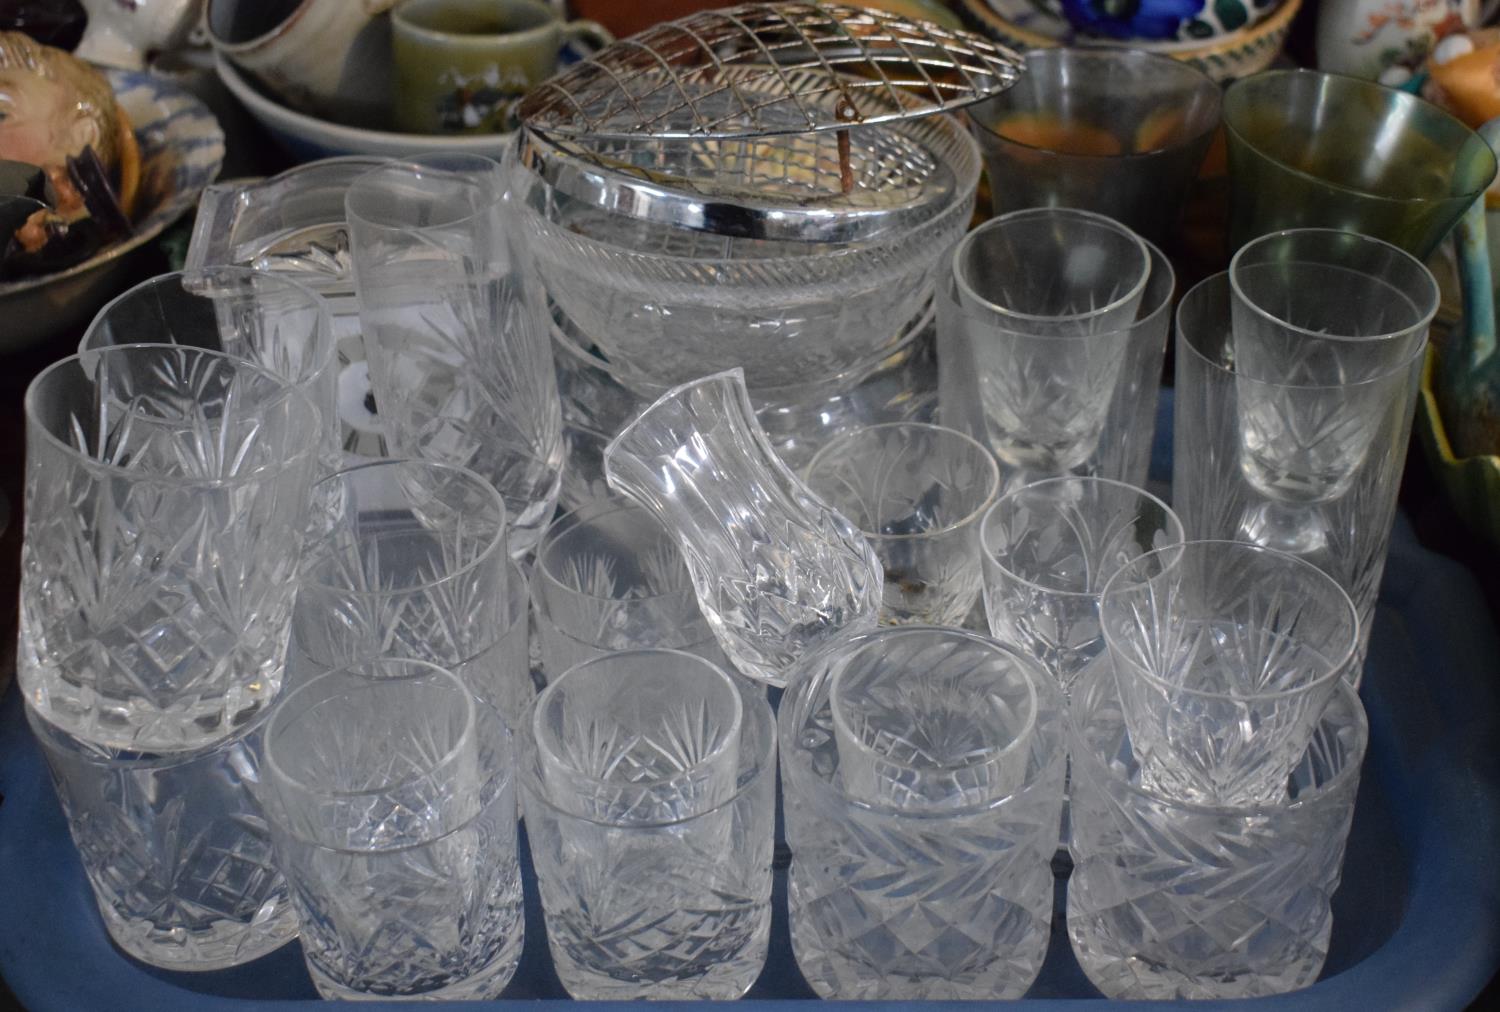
top-left (990, 113), bottom-right (1122, 156)
top-left (1429, 41), bottom-right (1500, 130)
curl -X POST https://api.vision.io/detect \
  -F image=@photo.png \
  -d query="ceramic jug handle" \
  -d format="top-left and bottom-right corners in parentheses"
top-left (562, 20), bottom-right (614, 53)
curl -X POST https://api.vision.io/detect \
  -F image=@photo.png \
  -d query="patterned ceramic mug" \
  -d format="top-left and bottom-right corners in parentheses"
top-left (392, 0), bottom-right (611, 134)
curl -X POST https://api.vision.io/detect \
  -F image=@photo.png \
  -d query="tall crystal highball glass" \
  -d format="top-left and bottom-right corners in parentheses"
top-left (1174, 272), bottom-right (1426, 679)
top-left (1228, 230), bottom-right (1437, 551)
top-left (346, 151), bottom-right (564, 555)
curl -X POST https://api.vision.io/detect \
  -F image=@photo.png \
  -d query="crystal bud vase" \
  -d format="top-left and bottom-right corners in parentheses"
top-left (603, 368), bottom-right (883, 686)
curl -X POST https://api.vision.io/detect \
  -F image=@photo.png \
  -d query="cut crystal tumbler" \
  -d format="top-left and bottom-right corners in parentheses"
top-left (262, 660), bottom-right (522, 1000)
top-left (523, 681), bottom-right (776, 1000)
top-left (290, 459), bottom-right (532, 732)
top-left (939, 209), bottom-right (1153, 476)
top-left (531, 649), bottom-right (743, 824)
top-left (19, 345), bottom-right (322, 750)
top-left (1174, 273), bottom-right (1425, 678)
top-left (1099, 540), bottom-right (1360, 806)
top-left (603, 368), bottom-right (883, 686)
top-left (1067, 665), bottom-right (1367, 999)
top-left (827, 627), bottom-right (1038, 809)
top-left (346, 152), bottom-right (564, 554)
top-left (531, 499), bottom-right (728, 682)
top-left (29, 702), bottom-right (298, 970)
top-left (982, 476), bottom-right (1185, 697)
top-left (781, 626), bottom-right (1066, 999)
top-left (803, 423), bottom-right (1000, 627)
top-left (79, 267), bottom-right (340, 471)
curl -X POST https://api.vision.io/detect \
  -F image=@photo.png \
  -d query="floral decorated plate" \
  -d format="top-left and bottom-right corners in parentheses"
top-left (0, 68), bottom-right (223, 352)
top-left (958, 0), bottom-right (1302, 80)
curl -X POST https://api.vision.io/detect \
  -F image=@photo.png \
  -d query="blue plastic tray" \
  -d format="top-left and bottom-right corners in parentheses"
top-left (4, 414), bottom-right (1500, 1009)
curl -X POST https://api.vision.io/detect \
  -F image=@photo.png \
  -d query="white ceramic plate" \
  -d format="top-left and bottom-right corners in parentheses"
top-left (215, 52), bottom-right (513, 162)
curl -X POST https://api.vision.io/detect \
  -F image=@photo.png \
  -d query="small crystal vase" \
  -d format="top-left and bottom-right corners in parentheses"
top-left (603, 368), bottom-right (883, 686)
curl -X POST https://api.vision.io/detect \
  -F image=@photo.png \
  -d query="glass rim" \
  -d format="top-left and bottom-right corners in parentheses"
top-left (969, 47), bottom-right (1222, 161)
top-left (951, 208), bottom-right (1152, 327)
top-left (1098, 538), bottom-right (1362, 701)
top-left (264, 658), bottom-right (480, 808)
top-left (1178, 271), bottom-right (1432, 391)
top-left (602, 366), bottom-right (747, 474)
top-left (345, 151), bottom-right (504, 232)
top-left (25, 696), bottom-right (272, 769)
top-left (301, 458), bottom-right (510, 598)
top-left (1068, 674), bottom-right (1368, 815)
top-left (803, 422), bottom-right (1001, 541)
top-left (531, 647), bottom-right (746, 794)
top-left (268, 693), bottom-right (515, 856)
top-left (980, 476), bottom-right (1184, 600)
top-left (828, 626), bottom-right (1041, 783)
top-left (1223, 69), bottom-right (1498, 209)
top-left (24, 344), bottom-right (324, 489)
top-left (520, 682), bottom-right (776, 829)
top-left (78, 267), bottom-right (336, 385)
top-left (535, 499), bottom-right (696, 604)
top-left (1228, 228), bottom-right (1440, 344)
top-left (779, 624), bottom-right (1066, 819)
top-left (531, 586), bottom-right (717, 654)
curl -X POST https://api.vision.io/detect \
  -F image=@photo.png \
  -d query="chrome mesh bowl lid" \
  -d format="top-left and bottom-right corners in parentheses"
top-left (516, 2), bottom-right (1020, 242)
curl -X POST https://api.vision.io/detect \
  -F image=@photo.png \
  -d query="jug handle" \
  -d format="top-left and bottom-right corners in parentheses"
top-left (1453, 118), bottom-right (1500, 375)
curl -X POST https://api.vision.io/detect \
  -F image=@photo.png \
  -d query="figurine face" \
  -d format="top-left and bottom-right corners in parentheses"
top-left (0, 32), bottom-right (117, 170)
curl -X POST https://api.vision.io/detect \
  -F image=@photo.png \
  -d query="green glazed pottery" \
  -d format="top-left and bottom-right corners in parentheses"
top-left (392, 0), bottom-right (610, 134)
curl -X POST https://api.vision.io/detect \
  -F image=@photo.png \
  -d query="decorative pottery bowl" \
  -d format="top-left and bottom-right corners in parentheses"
top-left (0, 68), bottom-right (224, 352)
top-left (1023, 0), bottom-right (1281, 44)
top-left (1417, 345), bottom-right (1500, 546)
top-left (958, 0), bottom-right (1302, 81)
top-left (214, 52), bottom-right (513, 161)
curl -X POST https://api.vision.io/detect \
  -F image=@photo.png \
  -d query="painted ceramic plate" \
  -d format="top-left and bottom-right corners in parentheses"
top-left (215, 53), bottom-right (513, 163)
top-left (0, 68), bottom-right (224, 352)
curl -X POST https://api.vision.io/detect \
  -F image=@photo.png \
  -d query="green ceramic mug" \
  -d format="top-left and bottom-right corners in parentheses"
top-left (392, 0), bottom-right (610, 134)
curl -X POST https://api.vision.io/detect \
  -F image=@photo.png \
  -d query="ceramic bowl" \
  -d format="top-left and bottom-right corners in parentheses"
top-left (214, 52), bottom-right (513, 161)
top-left (958, 0), bottom-right (1302, 81)
top-left (0, 69), bottom-right (224, 352)
top-left (1013, 0), bottom-right (1281, 44)
top-left (1417, 345), bottom-right (1500, 546)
